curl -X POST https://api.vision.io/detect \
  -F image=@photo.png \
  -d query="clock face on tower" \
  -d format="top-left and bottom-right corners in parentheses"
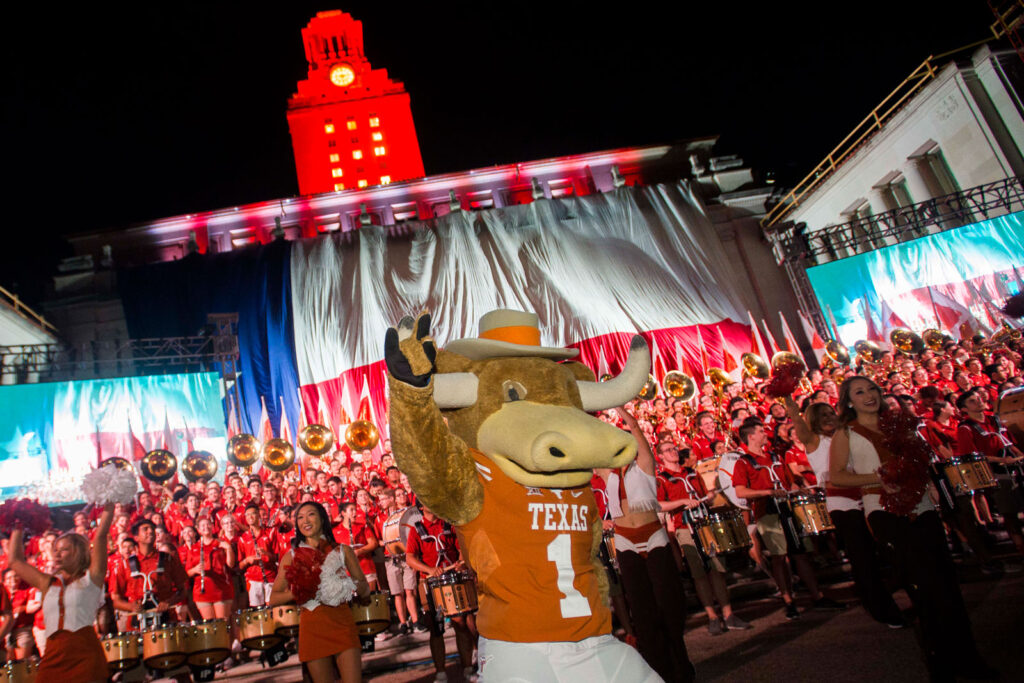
top-left (329, 63), bottom-right (356, 87)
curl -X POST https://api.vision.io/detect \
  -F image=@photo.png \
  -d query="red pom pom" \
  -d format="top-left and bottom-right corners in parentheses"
top-left (1002, 292), bottom-right (1024, 319)
top-left (0, 499), bottom-right (51, 535)
top-left (877, 411), bottom-right (933, 516)
top-left (286, 546), bottom-right (325, 604)
top-left (764, 363), bottom-right (803, 398)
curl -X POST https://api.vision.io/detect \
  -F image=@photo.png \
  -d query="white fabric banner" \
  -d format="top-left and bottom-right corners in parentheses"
top-left (290, 181), bottom-right (747, 388)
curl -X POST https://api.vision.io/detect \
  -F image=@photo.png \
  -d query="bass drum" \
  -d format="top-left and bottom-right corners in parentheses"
top-left (380, 506), bottom-right (423, 555)
top-left (235, 607), bottom-right (283, 650)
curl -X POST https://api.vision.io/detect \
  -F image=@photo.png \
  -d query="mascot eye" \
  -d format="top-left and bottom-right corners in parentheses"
top-left (502, 380), bottom-right (527, 402)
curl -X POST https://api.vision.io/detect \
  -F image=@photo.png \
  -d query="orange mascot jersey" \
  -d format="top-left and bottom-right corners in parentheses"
top-left (458, 449), bottom-right (611, 643)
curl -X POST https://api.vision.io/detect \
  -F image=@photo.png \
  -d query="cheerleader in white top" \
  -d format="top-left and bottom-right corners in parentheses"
top-left (829, 376), bottom-right (994, 682)
top-left (8, 503), bottom-right (113, 683)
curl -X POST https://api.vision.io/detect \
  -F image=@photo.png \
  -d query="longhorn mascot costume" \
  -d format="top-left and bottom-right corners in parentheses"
top-left (385, 310), bottom-right (666, 682)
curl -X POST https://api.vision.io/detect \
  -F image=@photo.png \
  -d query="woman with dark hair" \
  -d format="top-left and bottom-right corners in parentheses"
top-left (830, 376), bottom-right (994, 682)
top-left (270, 501), bottom-right (370, 683)
top-left (7, 504), bottom-right (113, 681)
top-left (785, 398), bottom-right (902, 626)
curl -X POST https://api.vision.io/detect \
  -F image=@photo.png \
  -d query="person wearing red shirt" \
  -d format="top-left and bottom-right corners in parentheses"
top-left (655, 441), bottom-right (749, 635)
top-left (261, 486), bottom-right (282, 526)
top-left (691, 412), bottom-right (725, 461)
top-left (237, 504), bottom-right (277, 607)
top-left (406, 505), bottom-right (476, 683)
top-left (731, 420), bottom-right (840, 619)
top-left (112, 519), bottom-right (190, 627)
top-left (334, 503), bottom-right (380, 591)
top-left (184, 517), bottom-right (235, 620)
top-left (956, 389), bottom-right (1024, 556)
top-left (4, 568), bottom-right (36, 659)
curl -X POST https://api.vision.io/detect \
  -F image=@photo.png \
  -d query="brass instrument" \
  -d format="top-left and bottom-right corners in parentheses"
top-left (182, 450), bottom-right (218, 483)
top-left (740, 353), bottom-right (770, 380)
top-left (298, 423), bottom-right (335, 456)
top-left (345, 420), bottom-right (380, 452)
top-left (140, 449), bottom-right (178, 484)
top-left (662, 371), bottom-right (696, 401)
top-left (261, 438), bottom-right (297, 472)
top-left (990, 321), bottom-right (1022, 345)
top-left (770, 351), bottom-right (805, 373)
top-left (636, 374), bottom-right (658, 401)
top-left (227, 434), bottom-right (260, 467)
top-left (708, 367), bottom-right (732, 393)
top-left (889, 328), bottom-right (924, 355)
top-left (922, 328), bottom-right (946, 351)
top-left (821, 339), bottom-right (850, 368)
top-left (854, 340), bottom-right (885, 366)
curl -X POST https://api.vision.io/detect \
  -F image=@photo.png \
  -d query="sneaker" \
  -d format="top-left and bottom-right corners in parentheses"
top-left (1003, 561), bottom-right (1023, 574)
top-left (784, 603), bottom-right (800, 620)
top-left (433, 673), bottom-right (448, 682)
top-left (414, 621), bottom-right (430, 633)
top-left (707, 618), bottom-right (725, 636)
top-left (375, 630), bottom-right (392, 642)
top-left (812, 597), bottom-right (845, 611)
top-left (463, 666), bottom-right (479, 682)
top-left (886, 618), bottom-right (908, 630)
top-left (397, 622), bottom-right (410, 636)
top-left (724, 614), bottom-right (753, 630)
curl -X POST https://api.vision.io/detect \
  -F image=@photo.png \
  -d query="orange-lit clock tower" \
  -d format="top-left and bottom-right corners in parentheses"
top-left (287, 10), bottom-right (425, 196)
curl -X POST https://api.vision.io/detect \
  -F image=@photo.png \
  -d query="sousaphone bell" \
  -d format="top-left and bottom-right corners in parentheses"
top-left (662, 371), bottom-right (696, 401)
top-left (345, 421), bottom-right (380, 452)
top-left (299, 424), bottom-right (335, 456)
top-left (227, 434), bottom-right (260, 467)
top-left (140, 449), bottom-right (178, 484)
top-left (182, 450), bottom-right (218, 483)
top-left (740, 353), bottom-right (771, 380)
top-left (636, 374), bottom-right (658, 401)
top-left (261, 439), bottom-right (296, 472)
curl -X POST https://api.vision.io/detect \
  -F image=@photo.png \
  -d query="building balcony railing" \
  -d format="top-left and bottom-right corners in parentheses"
top-left (0, 334), bottom-right (239, 384)
top-left (766, 176), bottom-right (1024, 266)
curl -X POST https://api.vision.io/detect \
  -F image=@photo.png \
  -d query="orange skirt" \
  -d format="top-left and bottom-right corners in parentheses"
top-left (38, 627), bottom-right (107, 682)
top-left (298, 603), bottom-right (360, 662)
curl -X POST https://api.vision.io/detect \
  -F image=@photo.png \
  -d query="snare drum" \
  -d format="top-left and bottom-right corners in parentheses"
top-left (102, 631), bottom-right (141, 672)
top-left (789, 490), bottom-right (835, 535)
top-left (0, 659), bottom-right (37, 683)
top-left (272, 604), bottom-right (301, 637)
top-left (235, 607), bottom-right (284, 650)
top-left (943, 453), bottom-right (998, 495)
top-left (426, 571), bottom-right (479, 617)
top-left (351, 591), bottom-right (391, 635)
top-left (184, 618), bottom-right (231, 667)
top-left (142, 623), bottom-right (187, 670)
top-left (692, 509), bottom-right (752, 556)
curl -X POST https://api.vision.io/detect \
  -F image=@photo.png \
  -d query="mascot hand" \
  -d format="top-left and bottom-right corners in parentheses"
top-left (384, 312), bottom-right (437, 388)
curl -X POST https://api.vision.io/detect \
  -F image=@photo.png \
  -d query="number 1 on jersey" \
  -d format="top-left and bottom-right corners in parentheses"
top-left (546, 534), bottom-right (591, 619)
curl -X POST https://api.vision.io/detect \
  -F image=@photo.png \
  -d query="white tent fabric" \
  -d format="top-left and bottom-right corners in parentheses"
top-left (290, 181), bottom-right (748, 386)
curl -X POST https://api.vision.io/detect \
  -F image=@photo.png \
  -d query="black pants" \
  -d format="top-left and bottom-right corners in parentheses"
top-left (867, 510), bottom-right (978, 671)
top-left (831, 509), bottom-right (902, 623)
top-left (617, 545), bottom-right (694, 683)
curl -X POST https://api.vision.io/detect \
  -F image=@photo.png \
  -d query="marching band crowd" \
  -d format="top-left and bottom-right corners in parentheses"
top-left (0, 328), bottom-right (1022, 682)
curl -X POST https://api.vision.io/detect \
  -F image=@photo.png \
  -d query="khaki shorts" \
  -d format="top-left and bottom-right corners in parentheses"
top-left (674, 527), bottom-right (726, 575)
top-left (385, 556), bottom-right (418, 592)
top-left (756, 514), bottom-right (813, 556)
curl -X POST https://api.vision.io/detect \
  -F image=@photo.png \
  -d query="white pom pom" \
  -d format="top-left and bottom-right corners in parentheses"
top-left (81, 463), bottom-right (139, 505)
top-left (316, 546), bottom-right (357, 607)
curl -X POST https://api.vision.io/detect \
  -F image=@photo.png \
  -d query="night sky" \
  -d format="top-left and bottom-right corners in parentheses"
top-left (1, 2), bottom-right (998, 303)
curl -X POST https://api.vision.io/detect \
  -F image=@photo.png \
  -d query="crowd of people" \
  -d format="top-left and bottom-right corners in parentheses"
top-left (0, 332), bottom-right (1022, 681)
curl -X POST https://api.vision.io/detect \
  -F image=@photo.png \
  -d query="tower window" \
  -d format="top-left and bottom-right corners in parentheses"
top-left (372, 132), bottom-right (383, 142)
top-left (353, 150), bottom-right (363, 160)
top-left (334, 183), bottom-right (345, 191)
top-left (331, 168), bottom-right (343, 178)
top-left (358, 179), bottom-right (368, 188)
top-left (381, 175), bottom-right (392, 185)
top-left (369, 117), bottom-right (380, 128)
top-left (327, 140), bottom-right (336, 148)
top-left (329, 153), bottom-right (340, 163)
top-left (347, 120), bottom-right (357, 131)
top-left (373, 146), bottom-right (386, 156)
top-left (324, 123), bottom-right (335, 134)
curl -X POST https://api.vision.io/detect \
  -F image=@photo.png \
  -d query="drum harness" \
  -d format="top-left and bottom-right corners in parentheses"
top-left (744, 453), bottom-right (806, 554)
top-left (661, 468), bottom-right (715, 570)
top-left (128, 551), bottom-right (168, 628)
top-left (963, 415), bottom-right (1022, 488)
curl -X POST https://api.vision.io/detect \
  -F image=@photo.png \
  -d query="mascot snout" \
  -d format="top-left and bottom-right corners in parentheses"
top-left (477, 402), bottom-right (637, 487)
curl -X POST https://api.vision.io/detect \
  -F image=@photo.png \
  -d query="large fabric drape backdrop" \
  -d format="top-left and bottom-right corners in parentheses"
top-left (289, 182), bottom-right (753, 440)
top-left (118, 182), bottom-right (757, 445)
